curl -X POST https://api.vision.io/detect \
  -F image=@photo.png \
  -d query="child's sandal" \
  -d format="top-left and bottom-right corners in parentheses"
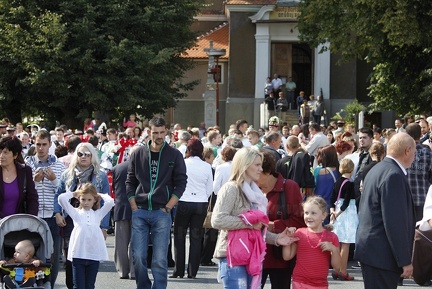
top-left (331, 271), bottom-right (339, 280)
top-left (338, 272), bottom-right (354, 281)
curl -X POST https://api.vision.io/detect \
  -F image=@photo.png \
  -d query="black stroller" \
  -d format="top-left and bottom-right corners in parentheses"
top-left (0, 214), bottom-right (53, 289)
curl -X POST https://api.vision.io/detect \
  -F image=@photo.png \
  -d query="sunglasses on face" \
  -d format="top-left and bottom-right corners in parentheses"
top-left (77, 151), bottom-right (92, 158)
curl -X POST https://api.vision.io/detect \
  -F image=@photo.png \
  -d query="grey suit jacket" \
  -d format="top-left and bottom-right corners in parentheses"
top-left (355, 157), bottom-right (415, 272)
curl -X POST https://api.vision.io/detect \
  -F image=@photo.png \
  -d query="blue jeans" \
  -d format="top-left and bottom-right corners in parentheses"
top-left (43, 217), bottom-right (60, 289)
top-left (219, 258), bottom-right (252, 289)
top-left (72, 258), bottom-right (99, 289)
top-left (131, 208), bottom-right (172, 289)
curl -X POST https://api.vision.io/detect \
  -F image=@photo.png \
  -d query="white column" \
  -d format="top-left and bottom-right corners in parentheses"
top-left (253, 25), bottom-right (271, 129)
top-left (314, 43), bottom-right (330, 100)
top-left (254, 33), bottom-right (271, 99)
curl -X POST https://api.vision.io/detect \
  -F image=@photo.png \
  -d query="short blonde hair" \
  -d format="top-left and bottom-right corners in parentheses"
top-left (339, 158), bottom-right (354, 174)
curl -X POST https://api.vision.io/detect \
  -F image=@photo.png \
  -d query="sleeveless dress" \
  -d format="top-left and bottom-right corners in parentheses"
top-left (332, 179), bottom-right (358, 243)
top-left (313, 167), bottom-right (339, 210)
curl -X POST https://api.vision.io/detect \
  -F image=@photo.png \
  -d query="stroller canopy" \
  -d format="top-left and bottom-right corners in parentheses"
top-left (0, 214), bottom-right (53, 261)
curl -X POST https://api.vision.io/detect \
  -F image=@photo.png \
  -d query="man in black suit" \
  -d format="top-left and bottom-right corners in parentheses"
top-left (355, 132), bottom-right (416, 289)
top-left (112, 150), bottom-right (136, 279)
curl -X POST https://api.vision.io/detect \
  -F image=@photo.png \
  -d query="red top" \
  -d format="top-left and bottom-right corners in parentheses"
top-left (293, 228), bottom-right (339, 287)
top-left (263, 174), bottom-right (306, 269)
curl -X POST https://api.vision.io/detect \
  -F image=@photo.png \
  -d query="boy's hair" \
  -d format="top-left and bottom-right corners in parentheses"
top-left (235, 119), bottom-right (248, 130)
top-left (246, 129), bottom-right (259, 138)
top-left (88, 135), bottom-right (99, 147)
top-left (286, 135), bottom-right (300, 150)
top-left (76, 183), bottom-right (100, 210)
top-left (106, 128), bottom-right (117, 135)
top-left (36, 129), bottom-right (51, 141)
top-left (339, 158), bottom-right (354, 174)
top-left (207, 131), bottom-right (220, 143)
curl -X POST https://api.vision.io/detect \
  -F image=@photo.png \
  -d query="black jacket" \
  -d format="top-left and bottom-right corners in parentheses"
top-left (126, 142), bottom-right (187, 210)
top-left (276, 150), bottom-right (315, 188)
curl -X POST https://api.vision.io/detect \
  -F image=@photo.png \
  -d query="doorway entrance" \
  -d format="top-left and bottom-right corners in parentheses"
top-left (271, 43), bottom-right (313, 109)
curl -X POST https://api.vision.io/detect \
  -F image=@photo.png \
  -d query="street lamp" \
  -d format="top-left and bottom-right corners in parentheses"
top-left (205, 41), bottom-right (226, 126)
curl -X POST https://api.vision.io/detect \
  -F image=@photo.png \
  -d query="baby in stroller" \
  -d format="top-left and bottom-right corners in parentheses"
top-left (0, 214), bottom-right (53, 289)
top-left (0, 240), bottom-right (49, 288)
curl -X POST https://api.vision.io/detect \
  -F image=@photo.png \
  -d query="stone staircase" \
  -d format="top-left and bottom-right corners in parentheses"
top-left (282, 110), bottom-right (300, 127)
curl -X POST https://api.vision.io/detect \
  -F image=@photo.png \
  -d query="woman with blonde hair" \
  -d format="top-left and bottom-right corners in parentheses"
top-left (212, 148), bottom-right (296, 289)
top-left (54, 142), bottom-right (110, 289)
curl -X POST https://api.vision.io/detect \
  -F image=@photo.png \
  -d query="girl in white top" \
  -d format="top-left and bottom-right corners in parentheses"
top-left (58, 183), bottom-right (114, 289)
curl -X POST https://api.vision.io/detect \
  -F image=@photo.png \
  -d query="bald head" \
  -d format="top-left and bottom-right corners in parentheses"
top-left (386, 132), bottom-right (416, 168)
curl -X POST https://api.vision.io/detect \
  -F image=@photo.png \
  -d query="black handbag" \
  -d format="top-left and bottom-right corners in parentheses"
top-left (413, 228), bottom-right (432, 286)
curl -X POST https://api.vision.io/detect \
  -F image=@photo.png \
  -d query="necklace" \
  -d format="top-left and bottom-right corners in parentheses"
top-left (306, 229), bottom-right (325, 249)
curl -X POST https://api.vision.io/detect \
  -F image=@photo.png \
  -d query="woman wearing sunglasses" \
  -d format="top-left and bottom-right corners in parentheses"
top-left (54, 142), bottom-right (110, 289)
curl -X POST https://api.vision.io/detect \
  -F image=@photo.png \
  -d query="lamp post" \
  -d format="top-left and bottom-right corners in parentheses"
top-left (204, 41), bottom-right (226, 126)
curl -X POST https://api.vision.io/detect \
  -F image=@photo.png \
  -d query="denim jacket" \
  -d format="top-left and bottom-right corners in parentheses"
top-left (54, 170), bottom-right (111, 229)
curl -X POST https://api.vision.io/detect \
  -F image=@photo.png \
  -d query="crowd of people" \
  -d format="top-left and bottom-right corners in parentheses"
top-left (0, 110), bottom-right (431, 289)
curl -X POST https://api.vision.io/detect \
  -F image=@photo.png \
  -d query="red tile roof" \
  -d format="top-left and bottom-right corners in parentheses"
top-left (226, 0), bottom-right (276, 4)
top-left (183, 23), bottom-right (229, 59)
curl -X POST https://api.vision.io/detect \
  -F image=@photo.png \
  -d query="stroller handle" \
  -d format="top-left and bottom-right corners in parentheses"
top-left (1, 263), bottom-right (51, 268)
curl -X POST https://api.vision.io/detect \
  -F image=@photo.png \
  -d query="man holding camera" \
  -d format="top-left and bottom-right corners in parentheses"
top-left (25, 129), bottom-right (66, 288)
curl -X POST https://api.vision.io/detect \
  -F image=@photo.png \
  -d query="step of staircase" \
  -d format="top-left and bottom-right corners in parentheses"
top-left (281, 110), bottom-right (299, 127)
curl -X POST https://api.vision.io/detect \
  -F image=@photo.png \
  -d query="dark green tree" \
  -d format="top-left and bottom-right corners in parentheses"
top-left (0, 0), bottom-right (201, 126)
top-left (298, 0), bottom-right (432, 115)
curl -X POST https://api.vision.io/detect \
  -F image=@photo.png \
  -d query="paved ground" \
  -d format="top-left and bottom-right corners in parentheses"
top-left (53, 234), bottom-right (426, 289)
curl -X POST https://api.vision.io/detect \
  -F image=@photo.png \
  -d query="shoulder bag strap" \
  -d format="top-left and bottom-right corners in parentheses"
top-left (326, 167), bottom-right (337, 183)
top-left (284, 151), bottom-right (298, 179)
top-left (336, 179), bottom-right (350, 204)
top-left (23, 165), bottom-right (27, 213)
top-left (278, 179), bottom-right (288, 220)
top-left (207, 193), bottom-right (213, 213)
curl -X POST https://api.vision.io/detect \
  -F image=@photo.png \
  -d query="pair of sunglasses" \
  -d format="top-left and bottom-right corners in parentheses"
top-left (77, 151), bottom-right (92, 158)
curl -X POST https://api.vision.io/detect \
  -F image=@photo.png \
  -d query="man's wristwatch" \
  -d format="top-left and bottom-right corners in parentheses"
top-left (164, 206), bottom-right (172, 213)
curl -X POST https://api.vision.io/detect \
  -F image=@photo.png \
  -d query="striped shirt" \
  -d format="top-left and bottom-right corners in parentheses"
top-left (25, 155), bottom-right (66, 218)
top-left (293, 228), bottom-right (339, 287)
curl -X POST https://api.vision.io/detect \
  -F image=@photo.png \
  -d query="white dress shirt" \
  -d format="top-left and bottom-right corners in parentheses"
top-left (305, 131), bottom-right (330, 157)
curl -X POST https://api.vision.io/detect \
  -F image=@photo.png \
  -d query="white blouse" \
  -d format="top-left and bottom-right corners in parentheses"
top-left (58, 191), bottom-right (114, 262)
top-left (180, 156), bottom-right (213, 202)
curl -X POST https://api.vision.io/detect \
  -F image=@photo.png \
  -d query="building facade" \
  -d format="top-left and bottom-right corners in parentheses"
top-left (175, 0), bottom-right (393, 132)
